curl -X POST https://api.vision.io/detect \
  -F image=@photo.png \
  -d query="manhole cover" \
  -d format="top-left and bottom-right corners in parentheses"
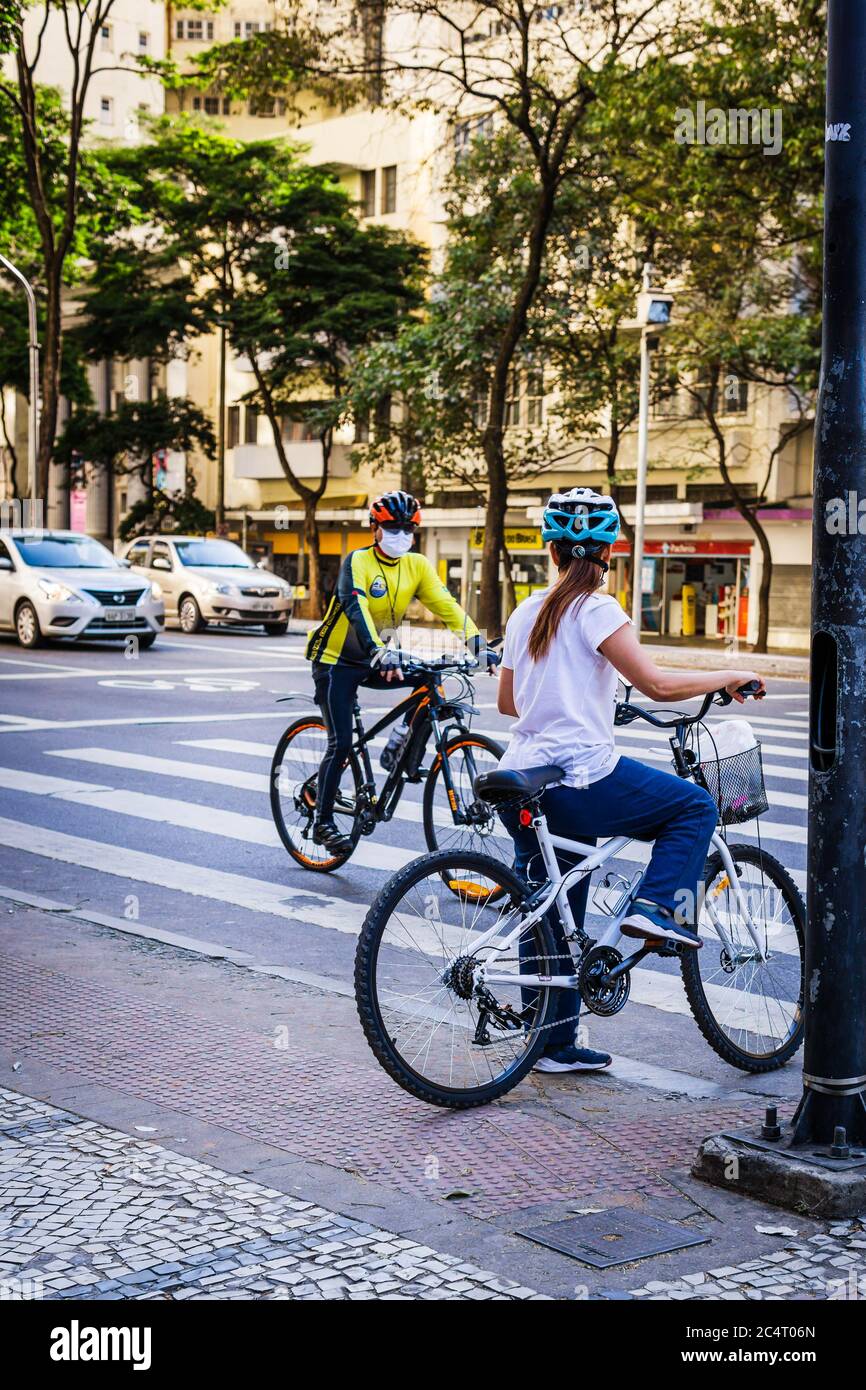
top-left (517, 1208), bottom-right (710, 1268)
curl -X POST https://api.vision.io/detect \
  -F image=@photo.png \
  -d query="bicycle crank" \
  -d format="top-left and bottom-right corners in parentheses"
top-left (578, 945), bottom-right (631, 1017)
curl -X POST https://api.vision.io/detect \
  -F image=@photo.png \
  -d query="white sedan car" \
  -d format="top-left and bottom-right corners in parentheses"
top-left (124, 535), bottom-right (293, 635)
top-left (0, 529), bottom-right (165, 648)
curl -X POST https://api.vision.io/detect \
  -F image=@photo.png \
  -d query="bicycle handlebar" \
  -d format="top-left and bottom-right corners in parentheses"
top-left (615, 683), bottom-right (763, 730)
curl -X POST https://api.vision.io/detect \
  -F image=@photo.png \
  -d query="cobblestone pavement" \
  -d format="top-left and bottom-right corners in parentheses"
top-left (628, 1228), bottom-right (866, 1301)
top-left (0, 1091), bottom-right (542, 1301)
top-left (3, 1089), bottom-right (863, 1303)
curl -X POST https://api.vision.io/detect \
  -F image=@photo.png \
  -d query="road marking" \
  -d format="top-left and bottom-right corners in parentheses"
top-left (0, 764), bottom-right (414, 871)
top-left (0, 711), bottom-right (292, 734)
top-left (44, 745), bottom-right (503, 836)
top-left (0, 817), bottom-right (370, 933)
top-left (0, 663), bottom-right (303, 683)
top-left (0, 655), bottom-right (82, 670)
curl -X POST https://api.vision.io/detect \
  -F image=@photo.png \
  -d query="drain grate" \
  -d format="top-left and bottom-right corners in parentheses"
top-left (517, 1208), bottom-right (710, 1269)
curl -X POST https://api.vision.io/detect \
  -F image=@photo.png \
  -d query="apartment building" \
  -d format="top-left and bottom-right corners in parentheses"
top-left (2, 1), bottom-right (169, 533)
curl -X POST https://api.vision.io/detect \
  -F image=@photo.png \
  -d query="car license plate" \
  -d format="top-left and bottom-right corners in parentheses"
top-left (253, 603), bottom-right (272, 612)
top-left (105, 607), bottom-right (136, 623)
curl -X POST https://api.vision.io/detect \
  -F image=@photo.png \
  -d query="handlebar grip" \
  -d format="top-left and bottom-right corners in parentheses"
top-left (737, 680), bottom-right (762, 696)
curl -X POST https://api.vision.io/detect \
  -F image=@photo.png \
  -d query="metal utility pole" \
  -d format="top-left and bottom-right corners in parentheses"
top-left (0, 253), bottom-right (40, 515)
top-left (793, 0), bottom-right (866, 1148)
top-left (630, 265), bottom-right (652, 635)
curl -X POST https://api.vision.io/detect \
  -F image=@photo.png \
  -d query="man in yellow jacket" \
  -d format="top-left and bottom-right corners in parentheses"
top-left (306, 490), bottom-right (495, 853)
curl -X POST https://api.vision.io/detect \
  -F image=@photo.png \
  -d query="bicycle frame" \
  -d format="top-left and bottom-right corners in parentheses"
top-left (472, 811), bottom-right (768, 992)
top-left (349, 678), bottom-right (483, 826)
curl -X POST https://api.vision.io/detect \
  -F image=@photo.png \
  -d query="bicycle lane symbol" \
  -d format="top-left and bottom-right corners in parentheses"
top-left (97, 676), bottom-right (261, 693)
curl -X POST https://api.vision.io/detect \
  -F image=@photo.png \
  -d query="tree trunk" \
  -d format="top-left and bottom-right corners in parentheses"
top-left (478, 175), bottom-right (558, 636)
top-left (302, 495), bottom-right (324, 619)
top-left (478, 444), bottom-right (507, 637)
top-left (37, 264), bottom-right (62, 506)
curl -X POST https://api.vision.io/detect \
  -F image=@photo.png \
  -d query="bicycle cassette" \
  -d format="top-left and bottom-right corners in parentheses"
top-left (578, 946), bottom-right (630, 1017)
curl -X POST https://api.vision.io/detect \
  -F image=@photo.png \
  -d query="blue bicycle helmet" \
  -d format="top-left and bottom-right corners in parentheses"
top-left (541, 487), bottom-right (620, 564)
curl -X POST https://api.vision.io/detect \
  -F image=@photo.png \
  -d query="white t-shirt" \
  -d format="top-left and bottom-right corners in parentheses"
top-left (499, 588), bottom-right (630, 788)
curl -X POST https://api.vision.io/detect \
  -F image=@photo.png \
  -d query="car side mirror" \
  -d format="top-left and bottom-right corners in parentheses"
top-left (119, 557), bottom-right (132, 568)
top-left (0, 556), bottom-right (13, 573)
top-left (152, 557), bottom-right (172, 572)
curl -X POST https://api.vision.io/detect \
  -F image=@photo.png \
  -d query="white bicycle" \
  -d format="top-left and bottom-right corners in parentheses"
top-left (354, 688), bottom-right (805, 1108)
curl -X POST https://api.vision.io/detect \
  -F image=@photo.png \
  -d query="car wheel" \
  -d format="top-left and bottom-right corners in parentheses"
top-left (179, 595), bottom-right (204, 633)
top-left (16, 601), bottom-right (44, 649)
top-left (137, 633), bottom-right (158, 650)
top-left (264, 620), bottom-right (289, 637)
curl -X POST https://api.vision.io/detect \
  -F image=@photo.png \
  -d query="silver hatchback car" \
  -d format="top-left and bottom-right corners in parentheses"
top-left (0, 529), bottom-right (165, 649)
top-left (124, 535), bottom-right (293, 635)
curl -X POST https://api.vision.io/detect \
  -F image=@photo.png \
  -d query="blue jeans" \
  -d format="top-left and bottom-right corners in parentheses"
top-left (499, 757), bottom-right (718, 1050)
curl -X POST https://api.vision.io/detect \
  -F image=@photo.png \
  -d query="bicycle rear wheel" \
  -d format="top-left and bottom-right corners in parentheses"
top-left (681, 843), bottom-right (805, 1071)
top-left (355, 851), bottom-right (561, 1108)
top-left (270, 716), bottom-right (362, 871)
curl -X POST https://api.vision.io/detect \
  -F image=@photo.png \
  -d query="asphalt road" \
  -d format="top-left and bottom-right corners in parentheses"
top-left (0, 623), bottom-right (810, 1104)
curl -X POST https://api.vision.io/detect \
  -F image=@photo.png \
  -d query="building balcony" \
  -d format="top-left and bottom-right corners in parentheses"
top-left (231, 441), bottom-right (352, 481)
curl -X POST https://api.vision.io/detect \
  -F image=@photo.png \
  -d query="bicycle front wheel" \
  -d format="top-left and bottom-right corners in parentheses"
top-left (422, 732), bottom-right (506, 861)
top-left (681, 843), bottom-right (805, 1071)
top-left (270, 716), bottom-right (362, 871)
top-left (355, 851), bottom-right (561, 1108)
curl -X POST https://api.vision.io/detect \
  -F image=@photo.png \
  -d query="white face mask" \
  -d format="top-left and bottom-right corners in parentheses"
top-left (377, 529), bottom-right (415, 559)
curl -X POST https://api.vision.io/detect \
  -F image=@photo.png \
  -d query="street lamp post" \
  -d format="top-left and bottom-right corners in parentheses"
top-left (630, 266), bottom-right (673, 635)
top-left (0, 253), bottom-right (40, 517)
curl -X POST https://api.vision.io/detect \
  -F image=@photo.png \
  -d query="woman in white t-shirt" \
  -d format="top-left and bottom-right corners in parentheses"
top-left (497, 488), bottom-right (765, 1075)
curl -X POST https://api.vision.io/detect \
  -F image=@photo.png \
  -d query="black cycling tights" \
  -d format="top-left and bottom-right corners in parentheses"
top-left (311, 662), bottom-right (427, 822)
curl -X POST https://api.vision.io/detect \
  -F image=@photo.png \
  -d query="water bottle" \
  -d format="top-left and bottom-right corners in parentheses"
top-left (380, 719), bottom-right (410, 771)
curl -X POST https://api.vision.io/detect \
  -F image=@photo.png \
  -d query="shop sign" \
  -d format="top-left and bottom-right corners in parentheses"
top-left (612, 538), bottom-right (752, 557)
top-left (470, 526), bottom-right (543, 551)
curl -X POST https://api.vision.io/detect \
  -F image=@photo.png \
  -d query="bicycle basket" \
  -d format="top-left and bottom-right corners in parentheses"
top-left (697, 744), bottom-right (769, 825)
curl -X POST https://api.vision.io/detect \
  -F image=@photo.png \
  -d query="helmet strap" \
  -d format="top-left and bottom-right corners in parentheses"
top-left (571, 543), bottom-right (609, 575)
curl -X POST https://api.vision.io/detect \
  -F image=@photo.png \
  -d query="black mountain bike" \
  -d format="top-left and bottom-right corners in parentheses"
top-left (270, 655), bottom-right (506, 872)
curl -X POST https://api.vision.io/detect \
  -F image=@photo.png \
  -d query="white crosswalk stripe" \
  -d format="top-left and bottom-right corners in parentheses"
top-left (0, 692), bottom-right (808, 1034)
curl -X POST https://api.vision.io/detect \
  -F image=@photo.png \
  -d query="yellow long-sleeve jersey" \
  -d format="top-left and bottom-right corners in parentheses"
top-left (306, 545), bottom-right (480, 667)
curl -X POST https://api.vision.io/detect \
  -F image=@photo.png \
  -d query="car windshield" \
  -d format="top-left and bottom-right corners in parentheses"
top-left (14, 536), bottom-right (118, 569)
top-left (175, 540), bottom-right (254, 569)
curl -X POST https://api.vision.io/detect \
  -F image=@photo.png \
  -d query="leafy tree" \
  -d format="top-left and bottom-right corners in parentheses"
top-left (618, 0), bottom-right (824, 650)
top-left (118, 476), bottom-right (215, 543)
top-left (0, 1), bottom-right (159, 505)
top-left (55, 396), bottom-right (216, 540)
top-left (228, 170), bottom-right (425, 614)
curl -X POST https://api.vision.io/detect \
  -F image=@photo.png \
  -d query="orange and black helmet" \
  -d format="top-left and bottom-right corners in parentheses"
top-left (369, 490), bottom-right (422, 528)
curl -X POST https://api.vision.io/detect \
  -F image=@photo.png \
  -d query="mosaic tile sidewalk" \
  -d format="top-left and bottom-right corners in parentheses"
top-left (0, 1091), bottom-right (543, 1302)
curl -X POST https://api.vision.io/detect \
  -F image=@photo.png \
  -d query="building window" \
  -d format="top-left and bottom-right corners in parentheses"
top-left (235, 20), bottom-right (263, 36)
top-left (526, 366), bottom-right (544, 425)
top-left (203, 96), bottom-right (220, 115)
top-left (380, 165), bottom-right (397, 215)
top-left (472, 384), bottom-right (489, 430)
top-left (99, 23), bottom-right (112, 50)
top-left (227, 406), bottom-right (240, 449)
top-left (354, 412), bottom-right (370, 444)
top-left (281, 415), bottom-right (317, 443)
top-left (138, 30), bottom-right (149, 52)
top-left (374, 394), bottom-right (392, 441)
top-left (99, 96), bottom-right (114, 126)
top-left (720, 373), bottom-right (749, 415)
top-left (361, 170), bottom-right (376, 218)
top-left (177, 18), bottom-right (214, 40)
top-left (504, 370), bottom-right (521, 427)
top-left (244, 407), bottom-right (259, 445)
